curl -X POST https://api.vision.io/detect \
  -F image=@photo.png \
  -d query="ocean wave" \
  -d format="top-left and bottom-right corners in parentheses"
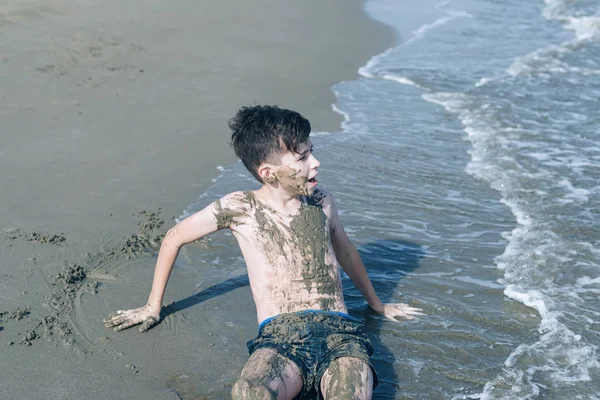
top-left (405, 10), bottom-right (473, 45)
top-left (475, 0), bottom-right (600, 88)
top-left (423, 90), bottom-right (600, 397)
top-left (544, 0), bottom-right (600, 41)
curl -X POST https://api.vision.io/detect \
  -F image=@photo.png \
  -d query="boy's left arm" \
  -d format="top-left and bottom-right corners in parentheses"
top-left (326, 193), bottom-right (424, 321)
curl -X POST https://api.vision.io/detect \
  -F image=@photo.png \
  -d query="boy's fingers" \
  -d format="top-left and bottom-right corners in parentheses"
top-left (104, 315), bottom-right (129, 327)
top-left (104, 310), bottom-right (128, 322)
top-left (402, 308), bottom-right (425, 315)
top-left (114, 319), bottom-right (138, 332)
top-left (104, 312), bottom-right (120, 322)
top-left (139, 316), bottom-right (158, 333)
top-left (387, 314), bottom-right (415, 321)
top-left (104, 317), bottom-right (118, 327)
top-left (393, 305), bottom-right (425, 315)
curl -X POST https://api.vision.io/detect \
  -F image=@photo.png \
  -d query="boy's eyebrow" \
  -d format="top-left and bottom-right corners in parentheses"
top-left (297, 147), bottom-right (311, 157)
top-left (294, 143), bottom-right (313, 158)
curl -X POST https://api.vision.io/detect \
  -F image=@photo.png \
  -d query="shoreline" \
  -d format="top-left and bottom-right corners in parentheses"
top-left (0, 0), bottom-right (394, 398)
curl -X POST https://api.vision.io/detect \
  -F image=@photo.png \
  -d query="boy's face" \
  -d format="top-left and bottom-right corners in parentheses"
top-left (269, 139), bottom-right (320, 196)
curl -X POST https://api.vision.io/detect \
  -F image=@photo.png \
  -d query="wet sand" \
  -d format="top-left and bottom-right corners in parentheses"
top-left (0, 0), bottom-right (392, 398)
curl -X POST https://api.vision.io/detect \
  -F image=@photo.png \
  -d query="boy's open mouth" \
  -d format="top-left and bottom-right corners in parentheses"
top-left (308, 177), bottom-right (317, 184)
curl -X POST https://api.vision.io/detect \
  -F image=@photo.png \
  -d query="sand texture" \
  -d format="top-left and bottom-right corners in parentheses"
top-left (0, 0), bottom-right (392, 398)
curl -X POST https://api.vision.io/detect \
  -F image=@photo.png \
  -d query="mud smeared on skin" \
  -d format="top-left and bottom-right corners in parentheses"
top-left (233, 348), bottom-right (297, 400)
top-left (251, 190), bottom-right (341, 310)
top-left (320, 357), bottom-right (373, 398)
top-left (207, 189), bottom-right (343, 316)
top-left (289, 196), bottom-right (334, 294)
top-left (251, 197), bottom-right (292, 265)
top-left (274, 166), bottom-right (309, 196)
top-left (214, 198), bottom-right (246, 230)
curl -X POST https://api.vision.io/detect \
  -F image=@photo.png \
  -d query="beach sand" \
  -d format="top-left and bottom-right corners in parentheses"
top-left (0, 0), bottom-right (392, 398)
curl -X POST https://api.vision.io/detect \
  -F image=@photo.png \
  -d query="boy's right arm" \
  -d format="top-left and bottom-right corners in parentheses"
top-left (103, 196), bottom-right (227, 333)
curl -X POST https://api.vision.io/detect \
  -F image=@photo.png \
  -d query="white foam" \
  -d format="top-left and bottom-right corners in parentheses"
top-left (360, 4), bottom-right (471, 80)
top-left (542, 0), bottom-right (569, 22)
top-left (566, 15), bottom-right (600, 41)
top-left (381, 74), bottom-right (428, 90)
top-left (506, 44), bottom-right (572, 79)
top-left (475, 77), bottom-right (493, 87)
top-left (504, 286), bottom-right (551, 319)
top-left (330, 101), bottom-right (351, 131)
top-left (476, 1), bottom-right (600, 88)
top-left (558, 178), bottom-right (591, 203)
top-left (358, 47), bottom-right (396, 78)
top-left (577, 276), bottom-right (600, 287)
top-left (453, 276), bottom-right (504, 290)
top-left (405, 11), bottom-right (472, 45)
top-left (408, 270), bottom-right (461, 278)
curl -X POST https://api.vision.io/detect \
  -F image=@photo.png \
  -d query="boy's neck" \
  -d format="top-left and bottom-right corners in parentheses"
top-left (255, 185), bottom-right (303, 215)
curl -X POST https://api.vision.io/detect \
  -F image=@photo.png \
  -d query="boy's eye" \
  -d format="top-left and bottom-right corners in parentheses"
top-left (298, 146), bottom-right (314, 161)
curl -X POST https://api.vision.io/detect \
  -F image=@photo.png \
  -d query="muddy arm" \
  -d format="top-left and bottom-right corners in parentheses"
top-left (146, 201), bottom-right (221, 310)
top-left (105, 197), bottom-right (225, 332)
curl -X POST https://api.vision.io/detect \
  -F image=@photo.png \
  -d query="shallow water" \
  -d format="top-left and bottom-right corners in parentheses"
top-left (177, 0), bottom-right (600, 398)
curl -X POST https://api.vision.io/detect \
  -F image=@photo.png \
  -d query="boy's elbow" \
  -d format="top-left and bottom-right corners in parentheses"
top-left (161, 227), bottom-right (184, 249)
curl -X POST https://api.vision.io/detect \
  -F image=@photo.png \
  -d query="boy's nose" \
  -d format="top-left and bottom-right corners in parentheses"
top-left (310, 154), bottom-right (320, 169)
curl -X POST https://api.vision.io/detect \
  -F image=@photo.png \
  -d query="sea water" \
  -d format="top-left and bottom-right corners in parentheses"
top-left (178, 0), bottom-right (600, 398)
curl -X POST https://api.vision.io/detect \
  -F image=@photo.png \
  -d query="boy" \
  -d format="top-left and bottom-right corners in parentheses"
top-left (104, 105), bottom-right (423, 399)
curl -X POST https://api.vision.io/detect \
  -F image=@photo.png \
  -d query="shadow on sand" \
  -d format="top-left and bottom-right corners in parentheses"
top-left (161, 238), bottom-right (423, 399)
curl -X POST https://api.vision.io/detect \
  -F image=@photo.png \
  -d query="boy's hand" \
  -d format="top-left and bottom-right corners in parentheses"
top-left (372, 303), bottom-right (424, 321)
top-left (104, 304), bottom-right (161, 333)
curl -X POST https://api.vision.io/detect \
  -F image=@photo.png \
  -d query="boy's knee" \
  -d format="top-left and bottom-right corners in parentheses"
top-left (320, 357), bottom-right (373, 400)
top-left (232, 378), bottom-right (277, 400)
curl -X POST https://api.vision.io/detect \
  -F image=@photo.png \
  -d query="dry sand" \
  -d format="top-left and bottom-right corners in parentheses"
top-left (0, 0), bottom-right (392, 398)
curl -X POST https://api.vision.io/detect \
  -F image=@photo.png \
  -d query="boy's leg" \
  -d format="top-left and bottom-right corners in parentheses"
top-left (232, 348), bottom-right (304, 400)
top-left (320, 357), bottom-right (374, 400)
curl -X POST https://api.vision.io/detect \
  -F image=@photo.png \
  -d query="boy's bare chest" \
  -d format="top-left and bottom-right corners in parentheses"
top-left (234, 200), bottom-right (334, 273)
top-left (242, 201), bottom-right (328, 246)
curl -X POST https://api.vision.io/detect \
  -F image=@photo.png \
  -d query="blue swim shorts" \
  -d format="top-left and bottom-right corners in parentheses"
top-left (247, 310), bottom-right (378, 399)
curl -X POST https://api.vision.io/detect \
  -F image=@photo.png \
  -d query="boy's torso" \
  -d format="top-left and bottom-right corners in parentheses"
top-left (215, 189), bottom-right (347, 323)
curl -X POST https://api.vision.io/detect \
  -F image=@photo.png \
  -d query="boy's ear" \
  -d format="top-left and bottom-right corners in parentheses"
top-left (258, 163), bottom-right (277, 184)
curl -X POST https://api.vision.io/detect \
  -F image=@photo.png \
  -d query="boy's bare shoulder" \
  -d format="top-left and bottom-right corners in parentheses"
top-left (311, 186), bottom-right (336, 208)
top-left (219, 191), bottom-right (254, 207)
top-left (213, 191), bottom-right (255, 230)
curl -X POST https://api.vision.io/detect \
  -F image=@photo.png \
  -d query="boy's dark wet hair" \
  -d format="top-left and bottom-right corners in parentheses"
top-left (229, 105), bottom-right (311, 183)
